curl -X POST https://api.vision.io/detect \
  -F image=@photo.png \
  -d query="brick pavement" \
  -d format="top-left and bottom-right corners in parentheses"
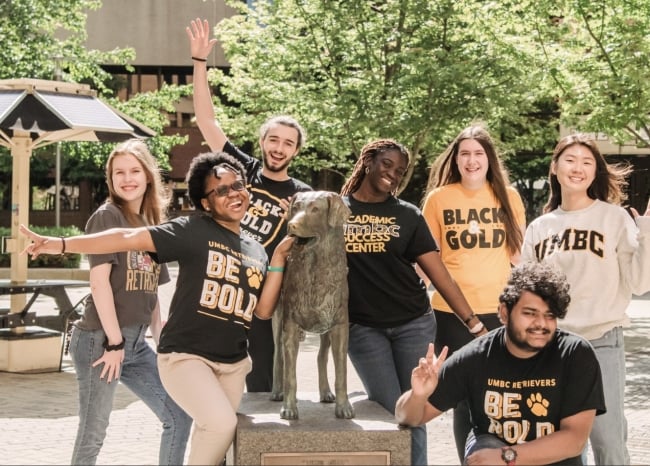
top-left (0, 265), bottom-right (648, 465)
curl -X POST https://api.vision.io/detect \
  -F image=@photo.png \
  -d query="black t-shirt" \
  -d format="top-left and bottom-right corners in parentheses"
top-left (342, 195), bottom-right (438, 327)
top-left (149, 214), bottom-right (268, 363)
top-left (222, 141), bottom-right (311, 257)
top-left (430, 327), bottom-right (606, 457)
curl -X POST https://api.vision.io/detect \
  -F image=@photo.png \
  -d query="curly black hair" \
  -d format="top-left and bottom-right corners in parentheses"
top-left (186, 151), bottom-right (247, 211)
top-left (499, 262), bottom-right (571, 319)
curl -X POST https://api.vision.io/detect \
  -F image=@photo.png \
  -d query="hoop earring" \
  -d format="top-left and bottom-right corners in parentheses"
top-left (365, 167), bottom-right (369, 174)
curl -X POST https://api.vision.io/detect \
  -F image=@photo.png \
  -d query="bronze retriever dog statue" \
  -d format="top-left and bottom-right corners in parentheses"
top-left (270, 191), bottom-right (355, 420)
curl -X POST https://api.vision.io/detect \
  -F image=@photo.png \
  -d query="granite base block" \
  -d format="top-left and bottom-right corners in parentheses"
top-left (233, 391), bottom-right (411, 465)
top-left (0, 326), bottom-right (62, 373)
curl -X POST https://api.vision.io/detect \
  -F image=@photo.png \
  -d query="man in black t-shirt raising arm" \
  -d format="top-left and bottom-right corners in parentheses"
top-left (187, 18), bottom-right (312, 393)
top-left (396, 262), bottom-right (605, 466)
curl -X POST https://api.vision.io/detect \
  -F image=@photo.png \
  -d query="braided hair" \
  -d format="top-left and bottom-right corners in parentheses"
top-left (340, 139), bottom-right (410, 196)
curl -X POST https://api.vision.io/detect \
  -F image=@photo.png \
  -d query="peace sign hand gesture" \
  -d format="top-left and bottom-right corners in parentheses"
top-left (411, 342), bottom-right (448, 398)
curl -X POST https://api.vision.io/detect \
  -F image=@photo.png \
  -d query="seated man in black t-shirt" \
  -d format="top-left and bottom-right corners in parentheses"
top-left (396, 262), bottom-right (605, 466)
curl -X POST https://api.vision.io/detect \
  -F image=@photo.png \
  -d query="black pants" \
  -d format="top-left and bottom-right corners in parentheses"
top-left (246, 315), bottom-right (274, 392)
top-left (434, 310), bottom-right (502, 462)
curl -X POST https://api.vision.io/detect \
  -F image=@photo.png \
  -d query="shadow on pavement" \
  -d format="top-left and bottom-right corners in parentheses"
top-left (0, 362), bottom-right (140, 419)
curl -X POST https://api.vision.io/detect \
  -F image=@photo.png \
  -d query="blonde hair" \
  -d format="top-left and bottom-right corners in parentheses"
top-left (105, 139), bottom-right (169, 227)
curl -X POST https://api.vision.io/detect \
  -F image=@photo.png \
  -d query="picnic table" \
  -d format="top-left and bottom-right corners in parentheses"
top-left (0, 279), bottom-right (89, 332)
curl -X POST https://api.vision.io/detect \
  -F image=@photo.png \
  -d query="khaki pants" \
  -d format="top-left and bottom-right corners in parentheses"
top-left (158, 352), bottom-right (251, 465)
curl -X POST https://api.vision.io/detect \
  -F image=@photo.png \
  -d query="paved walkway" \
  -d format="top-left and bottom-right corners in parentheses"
top-left (0, 265), bottom-right (648, 465)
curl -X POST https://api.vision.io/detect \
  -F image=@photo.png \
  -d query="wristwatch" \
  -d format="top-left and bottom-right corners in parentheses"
top-left (501, 446), bottom-right (517, 466)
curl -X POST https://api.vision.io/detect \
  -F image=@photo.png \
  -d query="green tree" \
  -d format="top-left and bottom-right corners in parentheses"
top-left (0, 0), bottom-right (132, 92)
top-left (211, 0), bottom-right (557, 207)
top-left (528, 0), bottom-right (650, 146)
top-left (0, 0), bottom-right (190, 207)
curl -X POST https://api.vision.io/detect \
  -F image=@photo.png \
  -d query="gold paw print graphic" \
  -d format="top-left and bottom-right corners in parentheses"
top-left (526, 392), bottom-right (549, 417)
top-left (246, 267), bottom-right (263, 290)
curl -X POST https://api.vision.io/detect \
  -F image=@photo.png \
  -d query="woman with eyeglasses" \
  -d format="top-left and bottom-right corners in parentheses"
top-left (19, 151), bottom-right (294, 466)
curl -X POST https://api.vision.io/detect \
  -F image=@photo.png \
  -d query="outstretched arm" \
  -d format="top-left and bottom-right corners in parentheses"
top-left (395, 343), bottom-right (448, 426)
top-left (186, 18), bottom-right (228, 152)
top-left (20, 224), bottom-right (155, 258)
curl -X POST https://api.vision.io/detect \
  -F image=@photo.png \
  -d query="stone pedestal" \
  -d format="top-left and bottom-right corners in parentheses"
top-left (0, 326), bottom-right (62, 373)
top-left (233, 392), bottom-right (410, 465)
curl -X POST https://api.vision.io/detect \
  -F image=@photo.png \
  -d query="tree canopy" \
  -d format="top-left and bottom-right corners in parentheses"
top-left (212, 0), bottom-right (558, 207)
top-left (0, 0), bottom-right (189, 195)
top-left (1, 0), bottom-right (648, 217)
top-left (527, 0), bottom-right (650, 146)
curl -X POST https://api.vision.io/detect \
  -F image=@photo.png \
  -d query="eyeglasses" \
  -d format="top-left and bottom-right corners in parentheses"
top-left (212, 164), bottom-right (240, 178)
top-left (204, 179), bottom-right (247, 198)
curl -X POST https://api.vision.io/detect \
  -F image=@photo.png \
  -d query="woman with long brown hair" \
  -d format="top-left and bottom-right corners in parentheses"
top-left (421, 124), bottom-right (526, 461)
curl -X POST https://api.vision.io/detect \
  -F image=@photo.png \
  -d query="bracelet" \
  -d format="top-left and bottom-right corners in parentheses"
top-left (103, 336), bottom-right (125, 351)
top-left (267, 266), bottom-right (285, 273)
top-left (191, 56), bottom-right (207, 62)
top-left (463, 313), bottom-right (476, 325)
top-left (60, 237), bottom-right (66, 255)
top-left (469, 321), bottom-right (486, 335)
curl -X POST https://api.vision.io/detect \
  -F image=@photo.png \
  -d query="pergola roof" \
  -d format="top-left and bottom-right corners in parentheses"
top-left (0, 78), bottom-right (155, 290)
top-left (0, 78), bottom-right (154, 149)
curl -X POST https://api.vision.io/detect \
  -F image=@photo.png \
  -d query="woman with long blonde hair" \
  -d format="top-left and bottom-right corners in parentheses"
top-left (68, 139), bottom-right (191, 465)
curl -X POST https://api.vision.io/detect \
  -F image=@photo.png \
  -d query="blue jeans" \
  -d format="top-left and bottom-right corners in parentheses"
top-left (348, 311), bottom-right (436, 466)
top-left (69, 324), bottom-right (192, 465)
top-left (586, 327), bottom-right (629, 465)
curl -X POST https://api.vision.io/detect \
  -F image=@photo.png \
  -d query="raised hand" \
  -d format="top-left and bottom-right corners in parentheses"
top-left (628, 197), bottom-right (650, 218)
top-left (411, 342), bottom-right (448, 398)
top-left (279, 196), bottom-right (292, 220)
top-left (186, 18), bottom-right (218, 61)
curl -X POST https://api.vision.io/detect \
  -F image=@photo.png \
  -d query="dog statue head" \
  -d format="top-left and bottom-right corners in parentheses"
top-left (286, 191), bottom-right (350, 246)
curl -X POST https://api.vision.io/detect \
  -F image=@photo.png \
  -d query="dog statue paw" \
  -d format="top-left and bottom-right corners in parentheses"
top-left (335, 400), bottom-right (355, 419)
top-left (320, 389), bottom-right (335, 403)
top-left (281, 404), bottom-right (300, 420)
